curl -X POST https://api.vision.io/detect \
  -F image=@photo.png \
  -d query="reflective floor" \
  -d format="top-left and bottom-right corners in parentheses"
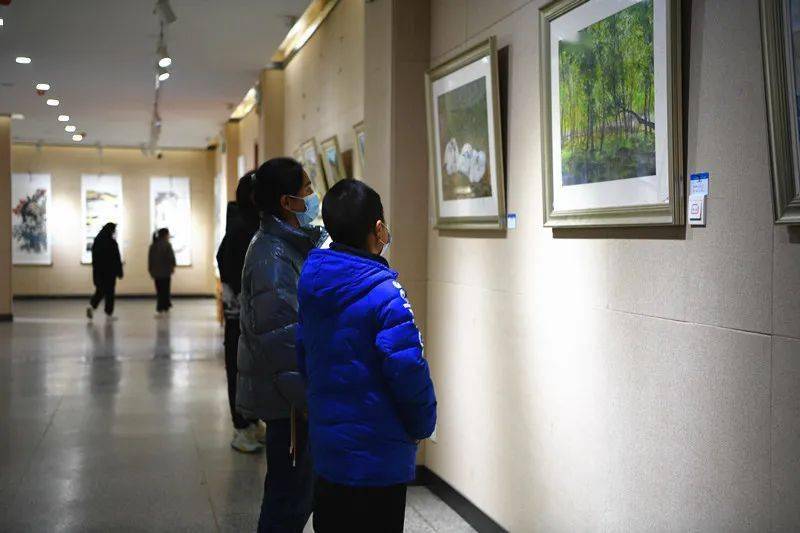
top-left (0, 299), bottom-right (473, 532)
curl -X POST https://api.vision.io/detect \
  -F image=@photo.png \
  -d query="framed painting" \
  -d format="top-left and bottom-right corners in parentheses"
top-left (81, 174), bottom-right (123, 264)
top-left (320, 135), bottom-right (347, 187)
top-left (300, 138), bottom-right (328, 194)
top-left (761, 0), bottom-right (800, 224)
top-left (426, 37), bottom-right (506, 231)
top-left (540, 0), bottom-right (683, 227)
top-left (150, 177), bottom-right (192, 266)
top-left (11, 173), bottom-right (52, 265)
top-left (353, 121), bottom-right (366, 177)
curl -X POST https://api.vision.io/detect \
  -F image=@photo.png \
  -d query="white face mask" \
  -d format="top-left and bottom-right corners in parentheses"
top-left (378, 223), bottom-right (392, 257)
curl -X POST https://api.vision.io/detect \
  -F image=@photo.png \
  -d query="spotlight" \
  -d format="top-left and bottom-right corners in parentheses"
top-left (65, 125), bottom-right (76, 133)
top-left (0, 18), bottom-right (4, 27)
top-left (72, 133), bottom-right (84, 142)
top-left (157, 66), bottom-right (170, 82)
top-left (46, 99), bottom-right (59, 106)
top-left (155, 0), bottom-right (177, 24)
top-left (15, 56), bottom-right (31, 64)
top-left (11, 113), bottom-right (24, 120)
top-left (58, 115), bottom-right (70, 122)
top-left (157, 43), bottom-right (171, 68)
top-left (35, 83), bottom-right (50, 91)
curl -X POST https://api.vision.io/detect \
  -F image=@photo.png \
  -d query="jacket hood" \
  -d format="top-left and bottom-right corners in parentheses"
top-left (300, 248), bottom-right (397, 316)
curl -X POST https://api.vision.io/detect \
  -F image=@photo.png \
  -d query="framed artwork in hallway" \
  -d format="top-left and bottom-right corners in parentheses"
top-left (299, 137), bottom-right (328, 194)
top-left (539, 0), bottom-right (684, 227)
top-left (353, 121), bottom-right (366, 177)
top-left (150, 177), bottom-right (192, 266)
top-left (81, 175), bottom-right (123, 264)
top-left (761, 0), bottom-right (800, 224)
top-left (426, 37), bottom-right (506, 231)
top-left (11, 173), bottom-right (52, 265)
top-left (320, 135), bottom-right (347, 187)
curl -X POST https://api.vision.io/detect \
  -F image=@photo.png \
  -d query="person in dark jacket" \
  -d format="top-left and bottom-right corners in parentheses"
top-left (86, 222), bottom-right (124, 320)
top-left (216, 173), bottom-right (263, 453)
top-left (148, 227), bottom-right (176, 315)
top-left (296, 179), bottom-right (436, 533)
top-left (237, 157), bottom-right (326, 533)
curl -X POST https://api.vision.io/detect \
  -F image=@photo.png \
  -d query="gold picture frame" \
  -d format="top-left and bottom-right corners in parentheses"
top-left (299, 137), bottom-right (328, 198)
top-left (539, 0), bottom-right (684, 227)
top-left (320, 135), bottom-right (347, 188)
top-left (425, 37), bottom-right (507, 231)
top-left (353, 121), bottom-right (366, 178)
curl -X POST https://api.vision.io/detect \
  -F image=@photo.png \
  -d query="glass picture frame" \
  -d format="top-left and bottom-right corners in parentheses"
top-left (320, 135), bottom-right (347, 187)
top-left (761, 0), bottom-right (800, 224)
top-left (539, 0), bottom-right (684, 227)
top-left (426, 37), bottom-right (507, 231)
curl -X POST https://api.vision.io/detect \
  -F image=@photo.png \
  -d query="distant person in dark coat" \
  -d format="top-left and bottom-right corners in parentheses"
top-left (87, 222), bottom-right (123, 320)
top-left (148, 227), bottom-right (177, 315)
top-left (216, 173), bottom-right (263, 453)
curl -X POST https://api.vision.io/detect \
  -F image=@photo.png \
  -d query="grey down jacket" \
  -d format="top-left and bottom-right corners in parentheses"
top-left (236, 215), bottom-right (326, 421)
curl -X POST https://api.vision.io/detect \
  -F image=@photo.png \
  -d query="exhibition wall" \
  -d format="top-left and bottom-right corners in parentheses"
top-left (11, 145), bottom-right (216, 297)
top-left (421, 0), bottom-right (800, 531)
top-left (238, 109), bottom-right (260, 173)
top-left (0, 117), bottom-right (11, 318)
top-left (283, 0), bottom-right (365, 178)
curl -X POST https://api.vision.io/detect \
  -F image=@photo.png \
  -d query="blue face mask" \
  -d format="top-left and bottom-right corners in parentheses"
top-left (289, 193), bottom-right (320, 227)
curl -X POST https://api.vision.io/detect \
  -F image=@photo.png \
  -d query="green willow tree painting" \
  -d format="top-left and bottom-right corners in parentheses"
top-left (559, 0), bottom-right (655, 186)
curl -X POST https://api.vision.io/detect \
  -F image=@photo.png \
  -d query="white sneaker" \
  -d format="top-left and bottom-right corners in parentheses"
top-left (231, 428), bottom-right (262, 453)
top-left (249, 422), bottom-right (266, 444)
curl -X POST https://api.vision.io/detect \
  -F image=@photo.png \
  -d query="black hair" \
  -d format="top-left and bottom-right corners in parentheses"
top-left (157, 228), bottom-right (170, 239)
top-left (236, 171), bottom-right (256, 210)
top-left (254, 158), bottom-right (304, 218)
top-left (322, 179), bottom-right (384, 249)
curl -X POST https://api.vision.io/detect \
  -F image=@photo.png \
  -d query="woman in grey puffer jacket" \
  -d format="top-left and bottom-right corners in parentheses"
top-left (237, 157), bottom-right (326, 533)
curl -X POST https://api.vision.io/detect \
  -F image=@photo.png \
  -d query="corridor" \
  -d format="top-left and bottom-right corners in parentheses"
top-left (0, 300), bottom-right (473, 532)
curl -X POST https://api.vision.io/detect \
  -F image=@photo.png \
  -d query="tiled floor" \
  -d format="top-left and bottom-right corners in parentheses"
top-left (0, 299), bottom-right (474, 532)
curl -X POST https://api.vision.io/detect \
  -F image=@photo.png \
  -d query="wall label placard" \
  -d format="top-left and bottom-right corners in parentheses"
top-left (690, 172), bottom-right (710, 197)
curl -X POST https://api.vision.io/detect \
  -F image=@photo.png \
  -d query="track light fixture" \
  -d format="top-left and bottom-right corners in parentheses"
top-left (157, 43), bottom-right (171, 68)
top-left (155, 0), bottom-right (176, 25)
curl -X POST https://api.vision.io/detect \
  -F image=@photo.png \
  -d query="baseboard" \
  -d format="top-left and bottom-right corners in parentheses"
top-left (13, 294), bottom-right (215, 300)
top-left (413, 466), bottom-right (507, 533)
top-left (0, 314), bottom-right (12, 322)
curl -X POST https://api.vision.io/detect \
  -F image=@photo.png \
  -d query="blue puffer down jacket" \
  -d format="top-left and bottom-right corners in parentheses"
top-left (297, 246), bottom-right (437, 487)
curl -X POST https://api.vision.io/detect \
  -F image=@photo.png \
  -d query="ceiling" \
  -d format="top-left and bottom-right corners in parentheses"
top-left (0, 0), bottom-right (309, 148)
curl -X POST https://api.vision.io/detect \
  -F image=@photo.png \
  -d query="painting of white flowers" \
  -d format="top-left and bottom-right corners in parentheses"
top-left (426, 37), bottom-right (505, 230)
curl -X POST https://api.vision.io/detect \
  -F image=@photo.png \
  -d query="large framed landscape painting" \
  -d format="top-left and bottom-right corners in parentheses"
top-left (11, 173), bottom-right (52, 265)
top-left (320, 136), bottom-right (347, 187)
top-left (151, 177), bottom-right (192, 266)
top-left (761, 0), bottom-right (800, 224)
top-left (540, 0), bottom-right (683, 227)
top-left (81, 174), bottom-right (123, 264)
top-left (426, 37), bottom-right (506, 231)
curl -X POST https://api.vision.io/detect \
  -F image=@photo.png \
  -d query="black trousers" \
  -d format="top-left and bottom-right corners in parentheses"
top-left (89, 282), bottom-right (116, 316)
top-left (313, 477), bottom-right (407, 533)
top-left (224, 319), bottom-right (254, 430)
top-left (258, 417), bottom-right (313, 532)
top-left (154, 277), bottom-right (171, 311)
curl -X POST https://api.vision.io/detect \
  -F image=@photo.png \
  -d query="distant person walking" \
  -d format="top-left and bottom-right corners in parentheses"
top-left (148, 227), bottom-right (176, 315)
top-left (87, 222), bottom-right (123, 320)
top-left (216, 173), bottom-right (264, 453)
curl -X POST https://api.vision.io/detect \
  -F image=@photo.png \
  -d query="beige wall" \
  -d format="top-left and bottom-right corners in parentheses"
top-left (0, 117), bottom-right (11, 317)
top-left (284, 0), bottom-right (365, 177)
top-left (422, 0), bottom-right (800, 531)
top-left (11, 145), bottom-right (216, 297)
top-left (238, 109), bottom-right (260, 173)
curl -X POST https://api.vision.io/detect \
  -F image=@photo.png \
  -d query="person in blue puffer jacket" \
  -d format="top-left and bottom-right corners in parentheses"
top-left (296, 179), bottom-right (437, 533)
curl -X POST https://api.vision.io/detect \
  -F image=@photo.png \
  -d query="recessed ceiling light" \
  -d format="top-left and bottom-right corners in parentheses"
top-left (36, 83), bottom-right (50, 91)
top-left (11, 113), bottom-right (24, 120)
top-left (15, 57), bottom-right (31, 64)
top-left (58, 114), bottom-right (70, 122)
top-left (72, 133), bottom-right (84, 142)
top-left (65, 125), bottom-right (76, 133)
top-left (46, 99), bottom-right (59, 106)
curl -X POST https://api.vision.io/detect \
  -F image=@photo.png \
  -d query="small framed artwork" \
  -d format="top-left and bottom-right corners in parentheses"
top-left (11, 173), bottom-right (52, 265)
top-left (539, 0), bottom-right (683, 227)
top-left (353, 121), bottom-right (366, 177)
top-left (299, 138), bottom-right (328, 198)
top-left (426, 37), bottom-right (506, 231)
top-left (761, 0), bottom-right (800, 224)
top-left (320, 136), bottom-right (347, 187)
